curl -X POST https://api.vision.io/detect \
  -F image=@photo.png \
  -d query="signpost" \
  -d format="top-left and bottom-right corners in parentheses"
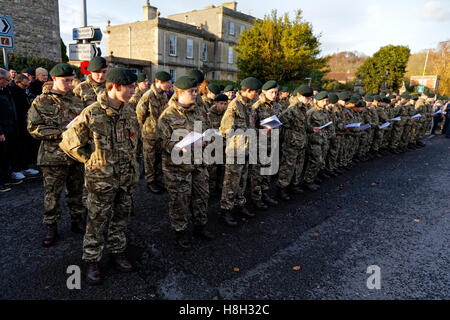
top-left (69, 43), bottom-right (101, 61)
top-left (0, 15), bottom-right (14, 70)
top-left (417, 86), bottom-right (424, 93)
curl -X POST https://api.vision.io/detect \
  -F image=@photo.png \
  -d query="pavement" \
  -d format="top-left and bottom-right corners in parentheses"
top-left (1, 134), bottom-right (449, 300)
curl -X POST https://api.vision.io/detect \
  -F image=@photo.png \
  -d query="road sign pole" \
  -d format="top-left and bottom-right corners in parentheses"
top-left (2, 48), bottom-right (7, 70)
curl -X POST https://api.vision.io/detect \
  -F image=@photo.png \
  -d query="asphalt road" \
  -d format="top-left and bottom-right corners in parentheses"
top-left (1, 134), bottom-right (449, 300)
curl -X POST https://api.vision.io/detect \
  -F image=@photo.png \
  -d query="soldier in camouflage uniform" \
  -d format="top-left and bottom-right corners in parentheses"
top-left (156, 76), bottom-right (214, 250)
top-left (276, 84), bottom-right (311, 200)
top-left (73, 56), bottom-right (107, 108)
top-left (219, 77), bottom-right (262, 224)
top-left (278, 86), bottom-right (290, 109)
top-left (303, 91), bottom-right (330, 191)
top-left (59, 68), bottom-right (140, 285)
top-left (128, 73), bottom-right (149, 110)
top-left (187, 69), bottom-right (213, 128)
top-left (201, 82), bottom-right (221, 111)
top-left (372, 97), bottom-right (390, 156)
top-left (207, 93), bottom-right (228, 194)
top-left (336, 92), bottom-right (353, 170)
top-left (403, 95), bottom-right (419, 149)
top-left (412, 92), bottom-right (434, 147)
top-left (136, 71), bottom-right (170, 194)
top-left (27, 64), bottom-right (86, 248)
top-left (323, 93), bottom-right (341, 176)
top-left (365, 94), bottom-right (381, 157)
top-left (381, 95), bottom-right (398, 153)
top-left (224, 84), bottom-right (236, 101)
top-left (389, 92), bottom-right (410, 153)
top-left (250, 80), bottom-right (281, 210)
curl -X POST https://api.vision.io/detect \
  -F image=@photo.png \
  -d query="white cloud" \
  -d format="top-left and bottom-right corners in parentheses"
top-left (416, 1), bottom-right (450, 21)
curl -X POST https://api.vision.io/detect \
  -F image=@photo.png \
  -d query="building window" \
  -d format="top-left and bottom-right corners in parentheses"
top-left (169, 69), bottom-right (176, 82)
top-left (202, 42), bottom-right (207, 62)
top-left (186, 38), bottom-right (193, 59)
top-left (228, 46), bottom-right (233, 64)
top-left (228, 74), bottom-right (233, 81)
top-left (169, 34), bottom-right (177, 56)
top-left (240, 25), bottom-right (245, 35)
top-left (229, 21), bottom-right (235, 35)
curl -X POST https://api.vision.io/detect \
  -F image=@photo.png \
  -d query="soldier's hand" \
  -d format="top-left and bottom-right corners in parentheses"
top-left (313, 127), bottom-right (320, 133)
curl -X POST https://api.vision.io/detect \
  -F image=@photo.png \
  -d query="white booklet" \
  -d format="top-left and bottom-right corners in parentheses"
top-left (260, 115), bottom-right (282, 129)
top-left (345, 122), bottom-right (361, 128)
top-left (174, 129), bottom-right (221, 150)
top-left (360, 123), bottom-right (371, 130)
top-left (319, 121), bottom-right (333, 130)
top-left (434, 109), bottom-right (442, 115)
top-left (379, 122), bottom-right (391, 129)
top-left (411, 114), bottom-right (422, 119)
top-left (391, 117), bottom-right (401, 121)
top-left (65, 116), bottom-right (79, 129)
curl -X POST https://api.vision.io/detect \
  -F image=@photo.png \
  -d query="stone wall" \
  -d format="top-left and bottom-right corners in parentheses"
top-left (0, 0), bottom-right (61, 62)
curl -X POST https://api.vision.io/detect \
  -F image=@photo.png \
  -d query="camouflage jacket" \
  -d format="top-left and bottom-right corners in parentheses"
top-left (404, 102), bottom-right (417, 125)
top-left (252, 92), bottom-right (282, 129)
top-left (220, 92), bottom-right (255, 156)
top-left (73, 75), bottom-right (105, 108)
top-left (201, 95), bottom-right (214, 112)
top-left (136, 84), bottom-right (168, 138)
top-left (306, 104), bottom-right (329, 144)
top-left (323, 104), bottom-right (337, 138)
top-left (368, 105), bottom-right (380, 128)
top-left (27, 86), bottom-right (83, 166)
top-left (376, 105), bottom-right (389, 125)
top-left (414, 98), bottom-right (428, 123)
top-left (59, 91), bottom-right (141, 188)
top-left (278, 97), bottom-right (308, 148)
top-left (278, 97), bottom-right (290, 110)
top-left (128, 86), bottom-right (147, 111)
top-left (208, 103), bottom-right (225, 129)
top-left (156, 96), bottom-right (209, 172)
top-left (331, 104), bottom-right (347, 134)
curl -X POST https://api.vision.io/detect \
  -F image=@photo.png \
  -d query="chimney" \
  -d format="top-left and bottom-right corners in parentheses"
top-left (222, 2), bottom-right (237, 11)
top-left (143, 0), bottom-right (158, 20)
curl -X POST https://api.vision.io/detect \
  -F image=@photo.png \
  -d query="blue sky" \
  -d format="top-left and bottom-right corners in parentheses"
top-left (59, 0), bottom-right (450, 57)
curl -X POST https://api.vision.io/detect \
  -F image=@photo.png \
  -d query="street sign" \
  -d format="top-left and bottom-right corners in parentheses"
top-left (417, 86), bottom-right (424, 93)
top-left (73, 26), bottom-right (102, 42)
top-left (0, 16), bottom-right (14, 50)
top-left (0, 35), bottom-right (13, 49)
top-left (69, 43), bottom-right (101, 61)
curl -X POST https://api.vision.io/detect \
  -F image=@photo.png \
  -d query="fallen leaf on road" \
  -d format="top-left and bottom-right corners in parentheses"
top-left (233, 267), bottom-right (240, 272)
top-left (371, 182), bottom-right (377, 186)
top-left (401, 194), bottom-right (405, 196)
top-left (313, 232), bottom-right (319, 237)
top-left (293, 266), bottom-right (301, 271)
top-left (364, 200), bottom-right (368, 203)
top-left (414, 218), bottom-right (420, 223)
top-left (44, 285), bottom-right (50, 289)
top-left (241, 218), bottom-right (246, 222)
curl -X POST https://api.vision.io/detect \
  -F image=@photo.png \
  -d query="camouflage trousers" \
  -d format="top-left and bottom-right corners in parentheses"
top-left (41, 165), bottom-right (85, 225)
top-left (357, 131), bottom-right (369, 156)
top-left (207, 164), bottom-right (224, 192)
top-left (366, 128), bottom-right (375, 152)
top-left (372, 128), bottom-right (385, 152)
top-left (82, 181), bottom-right (134, 262)
top-left (303, 143), bottom-right (324, 184)
top-left (339, 134), bottom-right (353, 167)
top-left (389, 123), bottom-right (405, 149)
top-left (401, 124), bottom-right (413, 146)
top-left (220, 161), bottom-right (249, 210)
top-left (325, 135), bottom-right (340, 172)
top-left (163, 165), bottom-right (209, 232)
top-left (277, 144), bottom-right (306, 188)
top-left (143, 136), bottom-right (163, 184)
top-left (412, 119), bottom-right (428, 143)
top-left (321, 138), bottom-right (330, 170)
top-left (382, 127), bottom-right (393, 149)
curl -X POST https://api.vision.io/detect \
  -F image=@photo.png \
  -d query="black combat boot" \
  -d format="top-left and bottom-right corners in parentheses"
top-left (147, 181), bottom-right (163, 194)
top-left (318, 171), bottom-right (330, 179)
top-left (111, 252), bottom-right (134, 272)
top-left (314, 177), bottom-right (323, 184)
top-left (175, 230), bottom-right (192, 250)
top-left (193, 225), bottom-right (215, 240)
top-left (277, 187), bottom-right (291, 200)
top-left (305, 182), bottom-right (320, 192)
top-left (262, 193), bottom-right (278, 206)
top-left (220, 209), bottom-right (238, 227)
top-left (236, 206), bottom-right (256, 218)
top-left (70, 217), bottom-right (85, 234)
top-left (416, 141), bottom-right (425, 147)
top-left (252, 199), bottom-right (268, 210)
top-left (86, 262), bottom-right (102, 285)
top-left (289, 184), bottom-right (304, 194)
top-left (42, 223), bottom-right (59, 247)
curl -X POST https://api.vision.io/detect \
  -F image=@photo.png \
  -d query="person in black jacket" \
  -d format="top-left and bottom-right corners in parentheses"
top-left (28, 67), bottom-right (48, 98)
top-left (0, 68), bottom-right (24, 192)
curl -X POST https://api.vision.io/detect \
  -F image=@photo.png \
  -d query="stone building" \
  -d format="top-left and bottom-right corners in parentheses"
top-left (0, 0), bottom-right (61, 62)
top-left (105, 1), bottom-right (255, 81)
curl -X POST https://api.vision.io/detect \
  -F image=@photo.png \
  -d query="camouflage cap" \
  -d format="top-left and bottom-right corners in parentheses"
top-left (174, 76), bottom-right (197, 90)
top-left (328, 93), bottom-right (338, 104)
top-left (262, 80), bottom-right (278, 91)
top-left (315, 90), bottom-right (328, 100)
top-left (105, 67), bottom-right (137, 85)
top-left (294, 84), bottom-right (313, 97)
top-left (137, 73), bottom-right (147, 83)
top-left (208, 83), bottom-right (221, 95)
top-left (224, 84), bottom-right (235, 92)
top-left (155, 71), bottom-right (171, 82)
top-left (187, 69), bottom-right (204, 83)
top-left (214, 93), bottom-right (228, 102)
top-left (241, 77), bottom-right (262, 90)
top-left (87, 56), bottom-right (107, 72)
top-left (338, 91), bottom-right (351, 102)
top-left (49, 63), bottom-right (75, 77)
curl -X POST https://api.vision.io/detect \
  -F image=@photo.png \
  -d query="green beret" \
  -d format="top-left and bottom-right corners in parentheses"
top-left (174, 76), bottom-right (197, 90)
top-left (315, 90), bottom-right (328, 100)
top-left (338, 91), bottom-right (350, 102)
top-left (105, 67), bottom-right (137, 85)
top-left (349, 96), bottom-right (360, 104)
top-left (87, 57), bottom-right (107, 72)
top-left (356, 100), bottom-right (366, 108)
top-left (187, 69), bottom-right (204, 83)
top-left (365, 94), bottom-right (374, 102)
top-left (224, 85), bottom-right (235, 92)
top-left (373, 95), bottom-right (381, 102)
top-left (208, 83), bottom-right (221, 95)
top-left (328, 93), bottom-right (338, 104)
top-left (262, 80), bottom-right (278, 91)
top-left (425, 91), bottom-right (435, 98)
top-left (381, 97), bottom-right (391, 103)
top-left (293, 84), bottom-right (313, 97)
top-left (401, 92), bottom-right (411, 99)
top-left (214, 93), bottom-right (228, 102)
top-left (352, 93), bottom-right (362, 100)
top-left (137, 73), bottom-right (147, 83)
top-left (241, 77), bottom-right (262, 90)
top-left (411, 95), bottom-right (419, 101)
top-left (49, 63), bottom-right (75, 77)
top-left (388, 94), bottom-right (396, 100)
top-left (22, 67), bottom-right (36, 76)
top-left (155, 71), bottom-right (171, 82)
top-left (280, 86), bottom-right (289, 93)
